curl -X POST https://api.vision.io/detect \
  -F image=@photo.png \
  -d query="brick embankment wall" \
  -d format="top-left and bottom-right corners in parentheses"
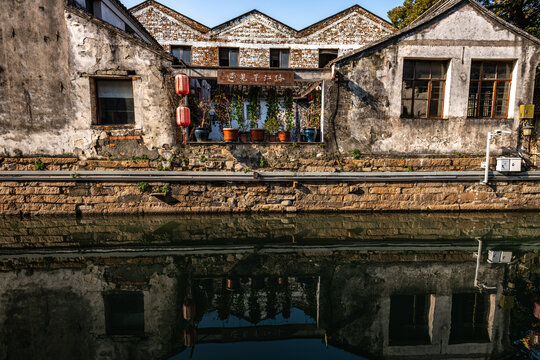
top-left (1, 180), bottom-right (540, 216)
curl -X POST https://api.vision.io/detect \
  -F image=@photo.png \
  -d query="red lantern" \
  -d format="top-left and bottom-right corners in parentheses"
top-left (176, 106), bottom-right (191, 126)
top-left (175, 74), bottom-right (190, 95)
top-left (307, 94), bottom-right (314, 101)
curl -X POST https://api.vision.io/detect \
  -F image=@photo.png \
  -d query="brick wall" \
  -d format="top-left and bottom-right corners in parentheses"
top-left (1, 179), bottom-right (539, 216)
top-left (131, 3), bottom-right (395, 68)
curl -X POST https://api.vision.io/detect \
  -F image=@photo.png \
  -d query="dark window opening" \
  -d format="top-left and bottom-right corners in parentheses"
top-left (450, 293), bottom-right (491, 344)
top-left (171, 46), bottom-right (192, 65)
top-left (270, 49), bottom-right (289, 68)
top-left (319, 49), bottom-right (338, 68)
top-left (95, 79), bottom-right (135, 125)
top-left (219, 48), bottom-right (239, 67)
top-left (401, 60), bottom-right (448, 119)
top-left (70, 0), bottom-right (95, 14)
top-left (104, 292), bottom-right (144, 336)
top-left (467, 61), bottom-right (513, 118)
top-left (389, 294), bottom-right (431, 346)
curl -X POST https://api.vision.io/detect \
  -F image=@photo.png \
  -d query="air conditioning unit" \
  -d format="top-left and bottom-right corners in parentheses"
top-left (496, 157), bottom-right (522, 172)
top-left (487, 251), bottom-right (512, 264)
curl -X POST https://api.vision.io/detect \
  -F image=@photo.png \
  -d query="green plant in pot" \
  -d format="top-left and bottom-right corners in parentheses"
top-left (247, 87), bottom-right (264, 142)
top-left (304, 90), bottom-right (321, 142)
top-left (214, 90), bottom-right (236, 142)
top-left (278, 89), bottom-right (294, 142)
top-left (265, 88), bottom-right (280, 142)
top-left (232, 91), bottom-right (249, 142)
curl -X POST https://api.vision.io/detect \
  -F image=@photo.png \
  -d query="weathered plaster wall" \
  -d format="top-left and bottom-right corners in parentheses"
top-left (132, 3), bottom-right (395, 68)
top-left (0, 0), bottom-right (73, 150)
top-left (0, 2), bottom-right (176, 158)
top-left (325, 3), bottom-right (540, 155)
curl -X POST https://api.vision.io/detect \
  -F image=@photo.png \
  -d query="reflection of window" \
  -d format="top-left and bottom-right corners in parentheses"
top-left (450, 293), bottom-right (490, 344)
top-left (401, 60), bottom-right (448, 118)
top-left (171, 46), bottom-right (191, 65)
top-left (270, 49), bottom-right (289, 68)
top-left (389, 294), bottom-right (431, 346)
top-left (467, 61), bottom-right (513, 118)
top-left (219, 48), bottom-right (239, 67)
top-left (319, 49), bottom-right (338, 68)
top-left (95, 79), bottom-right (135, 125)
top-left (105, 292), bottom-right (144, 336)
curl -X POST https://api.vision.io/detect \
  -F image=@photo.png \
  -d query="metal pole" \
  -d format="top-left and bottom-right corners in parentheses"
top-left (474, 239), bottom-right (482, 288)
top-left (483, 132), bottom-right (492, 183)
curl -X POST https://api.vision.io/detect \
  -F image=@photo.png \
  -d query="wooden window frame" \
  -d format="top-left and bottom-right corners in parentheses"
top-left (92, 77), bottom-right (136, 126)
top-left (171, 45), bottom-right (192, 65)
top-left (467, 61), bottom-right (513, 119)
top-left (270, 49), bottom-right (290, 68)
top-left (218, 47), bottom-right (240, 67)
top-left (401, 60), bottom-right (448, 119)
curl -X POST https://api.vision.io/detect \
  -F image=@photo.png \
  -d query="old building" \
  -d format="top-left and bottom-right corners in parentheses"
top-left (130, 0), bottom-right (396, 68)
top-left (324, 0), bottom-right (540, 155)
top-left (0, 0), bottom-right (176, 158)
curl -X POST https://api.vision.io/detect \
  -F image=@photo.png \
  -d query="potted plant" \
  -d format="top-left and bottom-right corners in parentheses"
top-left (303, 90), bottom-right (321, 142)
top-left (278, 89), bottom-right (294, 142)
top-left (232, 91), bottom-right (249, 142)
top-left (194, 98), bottom-right (211, 142)
top-left (248, 87), bottom-right (265, 142)
top-left (265, 89), bottom-right (280, 142)
top-left (214, 90), bottom-right (237, 142)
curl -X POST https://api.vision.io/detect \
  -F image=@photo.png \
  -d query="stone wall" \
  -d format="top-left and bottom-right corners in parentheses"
top-left (324, 3), bottom-right (540, 155)
top-left (1, 178), bottom-right (539, 216)
top-left (131, 3), bottom-right (395, 68)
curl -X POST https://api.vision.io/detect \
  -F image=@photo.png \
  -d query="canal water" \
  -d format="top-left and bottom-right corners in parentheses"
top-left (0, 212), bottom-right (539, 359)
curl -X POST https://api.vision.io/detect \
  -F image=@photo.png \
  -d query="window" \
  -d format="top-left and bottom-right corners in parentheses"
top-left (389, 294), bottom-right (431, 346)
top-left (219, 48), bottom-right (239, 67)
top-left (319, 49), bottom-right (338, 68)
top-left (171, 46), bottom-right (191, 65)
top-left (95, 79), bottom-right (135, 125)
top-left (401, 60), bottom-right (448, 118)
top-left (104, 292), bottom-right (144, 336)
top-left (449, 293), bottom-right (490, 344)
top-left (270, 49), bottom-right (289, 68)
top-left (467, 61), bottom-right (513, 118)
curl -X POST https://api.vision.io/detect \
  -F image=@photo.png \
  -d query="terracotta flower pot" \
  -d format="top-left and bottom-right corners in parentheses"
top-left (250, 128), bottom-right (265, 142)
top-left (277, 131), bottom-right (290, 142)
top-left (239, 132), bottom-right (250, 143)
top-left (268, 134), bottom-right (277, 142)
top-left (223, 128), bottom-right (238, 142)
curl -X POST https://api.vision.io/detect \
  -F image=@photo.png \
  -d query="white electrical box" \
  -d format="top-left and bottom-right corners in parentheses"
top-left (496, 157), bottom-right (522, 172)
top-left (487, 251), bottom-right (512, 264)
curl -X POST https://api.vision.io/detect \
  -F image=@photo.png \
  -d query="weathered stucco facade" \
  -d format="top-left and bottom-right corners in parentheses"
top-left (130, 1), bottom-right (396, 68)
top-left (0, 0), bottom-right (176, 158)
top-left (324, 0), bottom-right (540, 155)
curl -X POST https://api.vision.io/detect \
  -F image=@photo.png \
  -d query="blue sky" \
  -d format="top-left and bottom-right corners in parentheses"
top-left (122, 0), bottom-right (404, 29)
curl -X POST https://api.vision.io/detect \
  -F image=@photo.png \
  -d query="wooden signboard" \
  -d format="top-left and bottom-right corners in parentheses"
top-left (217, 69), bottom-right (294, 86)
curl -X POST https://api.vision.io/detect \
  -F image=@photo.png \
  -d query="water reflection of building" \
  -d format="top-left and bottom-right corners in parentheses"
top-left (0, 246), bottom-right (530, 359)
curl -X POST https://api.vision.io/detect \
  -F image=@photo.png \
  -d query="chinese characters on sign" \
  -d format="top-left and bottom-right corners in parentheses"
top-left (217, 69), bottom-right (294, 86)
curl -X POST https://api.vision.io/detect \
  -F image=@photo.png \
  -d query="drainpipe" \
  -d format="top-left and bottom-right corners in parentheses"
top-left (483, 130), bottom-right (511, 183)
top-left (474, 239), bottom-right (497, 291)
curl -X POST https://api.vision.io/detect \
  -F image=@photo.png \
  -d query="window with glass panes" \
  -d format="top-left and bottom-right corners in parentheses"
top-left (171, 46), bottom-right (191, 65)
top-left (401, 60), bottom-right (448, 118)
top-left (219, 48), bottom-right (239, 67)
top-left (270, 49), bottom-right (289, 68)
top-left (467, 61), bottom-right (513, 118)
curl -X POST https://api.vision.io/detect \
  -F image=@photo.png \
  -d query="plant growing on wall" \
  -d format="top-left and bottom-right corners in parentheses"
top-left (247, 87), bottom-right (261, 129)
top-left (283, 89), bottom-right (295, 131)
top-left (265, 89), bottom-right (280, 134)
top-left (214, 90), bottom-right (232, 129)
top-left (232, 91), bottom-right (247, 131)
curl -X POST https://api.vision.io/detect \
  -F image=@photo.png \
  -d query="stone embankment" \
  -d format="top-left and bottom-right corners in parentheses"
top-left (1, 179), bottom-right (539, 216)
